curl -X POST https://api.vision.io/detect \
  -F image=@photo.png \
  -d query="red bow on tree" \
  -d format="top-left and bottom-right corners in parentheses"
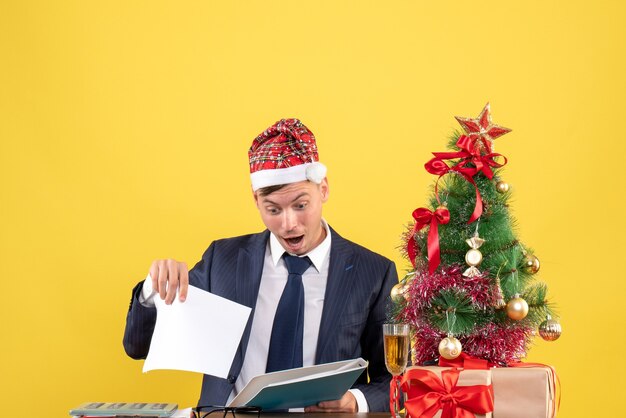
top-left (407, 206), bottom-right (450, 274)
top-left (401, 368), bottom-right (494, 418)
top-left (424, 135), bottom-right (507, 224)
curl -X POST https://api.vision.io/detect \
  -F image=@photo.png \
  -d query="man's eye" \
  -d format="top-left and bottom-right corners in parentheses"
top-left (295, 203), bottom-right (307, 210)
top-left (267, 208), bottom-right (279, 215)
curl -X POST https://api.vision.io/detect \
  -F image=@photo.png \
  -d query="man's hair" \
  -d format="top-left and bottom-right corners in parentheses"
top-left (257, 179), bottom-right (323, 197)
top-left (257, 184), bottom-right (288, 197)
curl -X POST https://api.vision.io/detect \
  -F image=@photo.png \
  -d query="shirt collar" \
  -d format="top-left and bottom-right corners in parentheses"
top-left (269, 219), bottom-right (332, 272)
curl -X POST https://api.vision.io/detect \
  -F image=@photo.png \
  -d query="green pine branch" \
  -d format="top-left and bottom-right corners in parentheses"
top-left (426, 289), bottom-right (488, 335)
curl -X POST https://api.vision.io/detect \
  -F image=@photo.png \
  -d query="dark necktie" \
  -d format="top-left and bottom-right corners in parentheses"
top-left (265, 254), bottom-right (312, 373)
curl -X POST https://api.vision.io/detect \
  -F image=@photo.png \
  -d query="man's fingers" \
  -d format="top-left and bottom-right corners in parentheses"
top-left (149, 261), bottom-right (159, 292)
top-left (150, 259), bottom-right (188, 304)
top-left (157, 260), bottom-right (168, 300)
top-left (179, 262), bottom-right (189, 302)
top-left (306, 392), bottom-right (356, 413)
top-left (305, 400), bottom-right (340, 413)
top-left (165, 259), bottom-right (179, 305)
top-left (305, 406), bottom-right (342, 413)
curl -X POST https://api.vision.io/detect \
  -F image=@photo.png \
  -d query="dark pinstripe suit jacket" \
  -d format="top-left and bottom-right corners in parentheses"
top-left (123, 227), bottom-right (398, 411)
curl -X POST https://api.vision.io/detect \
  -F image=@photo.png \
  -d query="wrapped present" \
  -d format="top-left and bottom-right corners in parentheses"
top-left (491, 365), bottom-right (556, 418)
top-left (401, 366), bottom-right (494, 418)
top-left (402, 363), bottom-right (557, 418)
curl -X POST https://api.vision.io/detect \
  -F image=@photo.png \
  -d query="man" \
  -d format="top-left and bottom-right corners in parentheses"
top-left (123, 118), bottom-right (398, 412)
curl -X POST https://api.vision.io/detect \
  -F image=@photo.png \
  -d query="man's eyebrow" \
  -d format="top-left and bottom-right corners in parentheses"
top-left (262, 192), bottom-right (310, 205)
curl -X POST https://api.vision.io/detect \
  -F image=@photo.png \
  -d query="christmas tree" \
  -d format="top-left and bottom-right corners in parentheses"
top-left (391, 104), bottom-right (562, 366)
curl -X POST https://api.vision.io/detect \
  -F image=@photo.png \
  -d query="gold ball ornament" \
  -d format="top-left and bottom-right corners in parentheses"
top-left (506, 294), bottom-right (529, 320)
top-left (438, 336), bottom-right (463, 360)
top-left (539, 315), bottom-right (562, 341)
top-left (523, 255), bottom-right (541, 274)
top-left (390, 283), bottom-right (408, 303)
top-left (496, 181), bottom-right (510, 193)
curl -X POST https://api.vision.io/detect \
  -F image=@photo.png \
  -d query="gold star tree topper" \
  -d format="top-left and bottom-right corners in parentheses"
top-left (455, 103), bottom-right (511, 152)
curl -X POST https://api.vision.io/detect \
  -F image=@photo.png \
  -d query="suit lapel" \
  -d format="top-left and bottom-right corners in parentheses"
top-left (233, 230), bottom-right (268, 373)
top-left (315, 228), bottom-right (356, 362)
top-left (235, 231), bottom-right (268, 309)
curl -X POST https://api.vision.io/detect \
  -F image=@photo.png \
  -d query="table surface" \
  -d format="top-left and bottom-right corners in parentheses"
top-left (197, 414), bottom-right (391, 418)
top-left (244, 415), bottom-right (389, 418)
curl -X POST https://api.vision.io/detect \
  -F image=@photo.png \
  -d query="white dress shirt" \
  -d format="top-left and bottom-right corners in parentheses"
top-left (140, 220), bottom-right (368, 411)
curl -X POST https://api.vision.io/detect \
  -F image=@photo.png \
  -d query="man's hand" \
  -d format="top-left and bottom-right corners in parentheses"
top-left (149, 259), bottom-right (189, 305)
top-left (304, 391), bottom-right (357, 413)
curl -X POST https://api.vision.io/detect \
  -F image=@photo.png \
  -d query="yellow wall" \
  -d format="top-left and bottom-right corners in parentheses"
top-left (1, 1), bottom-right (624, 416)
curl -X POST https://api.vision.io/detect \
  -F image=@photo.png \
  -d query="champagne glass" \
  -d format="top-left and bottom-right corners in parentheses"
top-left (383, 323), bottom-right (410, 418)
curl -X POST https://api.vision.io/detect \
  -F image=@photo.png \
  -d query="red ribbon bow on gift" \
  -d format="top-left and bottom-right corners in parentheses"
top-left (438, 353), bottom-right (492, 370)
top-left (407, 206), bottom-right (450, 274)
top-left (401, 368), bottom-right (494, 418)
top-left (424, 135), bottom-right (507, 224)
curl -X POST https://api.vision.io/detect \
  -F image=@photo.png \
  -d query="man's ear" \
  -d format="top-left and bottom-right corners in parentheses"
top-left (320, 177), bottom-right (330, 203)
top-left (252, 188), bottom-right (260, 208)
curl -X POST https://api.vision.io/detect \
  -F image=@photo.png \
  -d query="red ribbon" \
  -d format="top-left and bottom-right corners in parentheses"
top-left (407, 206), bottom-right (450, 273)
top-left (424, 135), bottom-right (507, 224)
top-left (401, 368), bottom-right (494, 418)
top-left (438, 353), bottom-right (491, 370)
top-left (390, 375), bottom-right (402, 414)
top-left (434, 135), bottom-right (507, 180)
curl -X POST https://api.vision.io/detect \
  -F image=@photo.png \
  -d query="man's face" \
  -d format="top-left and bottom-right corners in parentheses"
top-left (254, 179), bottom-right (330, 255)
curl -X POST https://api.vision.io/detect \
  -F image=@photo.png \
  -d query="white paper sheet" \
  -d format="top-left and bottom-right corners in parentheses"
top-left (143, 285), bottom-right (251, 378)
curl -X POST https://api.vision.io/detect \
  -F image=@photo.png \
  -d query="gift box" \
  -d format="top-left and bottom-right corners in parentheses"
top-left (403, 365), bottom-right (556, 418)
top-left (402, 366), bottom-right (494, 418)
top-left (491, 366), bottom-right (556, 418)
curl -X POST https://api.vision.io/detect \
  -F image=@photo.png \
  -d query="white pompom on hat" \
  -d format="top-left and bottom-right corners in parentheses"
top-left (249, 118), bottom-right (327, 191)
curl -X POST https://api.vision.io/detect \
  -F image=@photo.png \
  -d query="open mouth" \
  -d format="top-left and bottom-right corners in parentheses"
top-left (284, 235), bottom-right (304, 246)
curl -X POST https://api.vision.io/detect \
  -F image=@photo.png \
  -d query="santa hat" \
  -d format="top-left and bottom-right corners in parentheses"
top-left (249, 118), bottom-right (327, 191)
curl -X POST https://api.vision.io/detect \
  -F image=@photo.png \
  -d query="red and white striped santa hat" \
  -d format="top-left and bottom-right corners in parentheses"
top-left (249, 118), bottom-right (327, 191)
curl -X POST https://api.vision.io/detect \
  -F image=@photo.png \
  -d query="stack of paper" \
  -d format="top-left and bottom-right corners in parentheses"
top-left (69, 402), bottom-right (178, 417)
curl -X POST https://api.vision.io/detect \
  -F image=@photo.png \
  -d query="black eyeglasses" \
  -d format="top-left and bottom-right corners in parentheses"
top-left (192, 405), bottom-right (261, 418)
